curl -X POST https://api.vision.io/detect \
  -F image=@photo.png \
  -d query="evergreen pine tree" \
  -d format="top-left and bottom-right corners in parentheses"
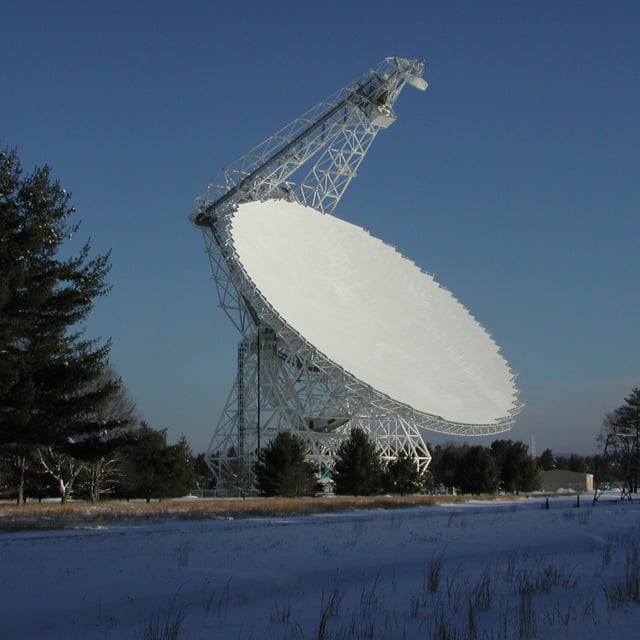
top-left (428, 443), bottom-right (465, 492)
top-left (117, 423), bottom-right (195, 501)
top-left (332, 428), bottom-right (384, 496)
top-left (490, 440), bottom-right (541, 494)
top-left (254, 431), bottom-right (320, 497)
top-left (537, 448), bottom-right (556, 471)
top-left (0, 147), bottom-right (118, 454)
top-left (457, 446), bottom-right (499, 495)
top-left (385, 449), bottom-right (424, 495)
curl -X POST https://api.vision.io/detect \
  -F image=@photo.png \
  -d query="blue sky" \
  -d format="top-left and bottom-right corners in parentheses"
top-left (2, 1), bottom-right (638, 455)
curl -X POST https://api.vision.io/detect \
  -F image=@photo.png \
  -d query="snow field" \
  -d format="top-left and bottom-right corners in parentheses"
top-left (0, 494), bottom-right (638, 639)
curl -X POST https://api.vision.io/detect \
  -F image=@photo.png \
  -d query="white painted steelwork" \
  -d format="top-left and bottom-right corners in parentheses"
top-left (192, 57), bottom-right (520, 489)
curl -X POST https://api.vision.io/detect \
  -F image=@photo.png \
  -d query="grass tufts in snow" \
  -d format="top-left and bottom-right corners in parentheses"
top-left (430, 608), bottom-right (462, 640)
top-left (604, 563), bottom-right (640, 607)
top-left (203, 577), bottom-right (232, 624)
top-left (516, 583), bottom-right (536, 639)
top-left (315, 587), bottom-right (344, 640)
top-left (359, 573), bottom-right (384, 618)
top-left (603, 532), bottom-right (640, 608)
top-left (472, 565), bottom-right (493, 612)
top-left (426, 550), bottom-right (446, 593)
top-left (173, 536), bottom-right (193, 568)
top-left (141, 591), bottom-right (186, 640)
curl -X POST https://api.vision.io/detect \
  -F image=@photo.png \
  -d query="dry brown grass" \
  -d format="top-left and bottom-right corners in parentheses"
top-left (0, 493), bottom-right (525, 532)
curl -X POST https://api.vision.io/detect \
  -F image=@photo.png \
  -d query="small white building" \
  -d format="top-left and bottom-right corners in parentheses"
top-left (541, 470), bottom-right (594, 493)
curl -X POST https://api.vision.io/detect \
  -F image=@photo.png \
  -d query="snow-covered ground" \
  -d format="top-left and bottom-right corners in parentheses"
top-left (1, 494), bottom-right (639, 639)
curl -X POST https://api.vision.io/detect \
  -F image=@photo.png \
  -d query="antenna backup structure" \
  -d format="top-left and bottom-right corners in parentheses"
top-left (192, 57), bottom-right (520, 488)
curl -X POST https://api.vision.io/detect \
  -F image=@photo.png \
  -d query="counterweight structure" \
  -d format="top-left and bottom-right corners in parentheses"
top-left (192, 57), bottom-right (517, 489)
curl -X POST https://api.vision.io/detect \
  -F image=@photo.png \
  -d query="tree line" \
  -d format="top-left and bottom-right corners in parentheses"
top-left (251, 429), bottom-right (546, 497)
top-left (0, 420), bottom-right (214, 503)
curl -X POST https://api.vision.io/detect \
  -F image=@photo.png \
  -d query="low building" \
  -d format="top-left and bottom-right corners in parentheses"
top-left (541, 470), bottom-right (594, 493)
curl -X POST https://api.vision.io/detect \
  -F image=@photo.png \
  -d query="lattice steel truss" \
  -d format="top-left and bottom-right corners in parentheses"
top-left (192, 57), bottom-right (509, 490)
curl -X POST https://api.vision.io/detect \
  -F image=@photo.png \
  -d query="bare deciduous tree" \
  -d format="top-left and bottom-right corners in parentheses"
top-left (79, 366), bottom-right (138, 503)
top-left (37, 446), bottom-right (86, 503)
top-left (598, 387), bottom-right (640, 493)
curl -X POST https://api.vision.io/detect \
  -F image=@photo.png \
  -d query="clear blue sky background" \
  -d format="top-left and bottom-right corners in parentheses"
top-left (2, 1), bottom-right (638, 456)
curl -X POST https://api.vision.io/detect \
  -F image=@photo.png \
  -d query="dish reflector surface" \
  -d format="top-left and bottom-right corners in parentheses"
top-left (228, 199), bottom-right (517, 426)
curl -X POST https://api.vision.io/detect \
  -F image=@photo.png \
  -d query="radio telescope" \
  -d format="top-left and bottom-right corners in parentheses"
top-left (192, 57), bottom-right (520, 489)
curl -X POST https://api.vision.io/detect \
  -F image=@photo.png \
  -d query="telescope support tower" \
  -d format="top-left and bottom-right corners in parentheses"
top-left (193, 58), bottom-right (432, 490)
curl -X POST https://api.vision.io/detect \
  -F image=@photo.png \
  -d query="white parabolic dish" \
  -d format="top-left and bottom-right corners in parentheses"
top-left (227, 199), bottom-right (518, 427)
